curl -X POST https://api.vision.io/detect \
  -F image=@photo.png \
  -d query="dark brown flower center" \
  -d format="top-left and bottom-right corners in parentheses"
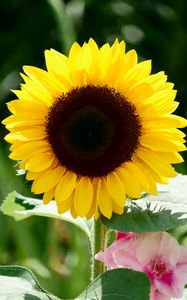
top-left (45, 85), bottom-right (142, 177)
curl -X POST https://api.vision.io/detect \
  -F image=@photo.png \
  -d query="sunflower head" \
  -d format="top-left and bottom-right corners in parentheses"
top-left (3, 38), bottom-right (187, 219)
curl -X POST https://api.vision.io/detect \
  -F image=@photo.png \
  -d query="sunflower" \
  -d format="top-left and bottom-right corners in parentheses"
top-left (3, 39), bottom-right (187, 219)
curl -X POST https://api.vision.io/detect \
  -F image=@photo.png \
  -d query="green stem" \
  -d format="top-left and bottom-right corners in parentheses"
top-left (91, 219), bottom-right (108, 281)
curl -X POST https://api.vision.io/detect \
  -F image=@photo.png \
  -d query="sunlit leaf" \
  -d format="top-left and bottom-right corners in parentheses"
top-left (0, 192), bottom-right (91, 236)
top-left (0, 265), bottom-right (61, 300)
top-left (0, 191), bottom-right (26, 221)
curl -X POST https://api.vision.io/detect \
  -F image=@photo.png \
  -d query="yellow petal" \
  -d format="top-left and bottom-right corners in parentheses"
top-left (133, 157), bottom-right (158, 195)
top-left (146, 71), bottom-right (167, 91)
top-left (112, 201), bottom-right (124, 215)
top-left (121, 60), bottom-right (152, 91)
top-left (23, 66), bottom-right (61, 95)
top-left (101, 40), bottom-right (126, 85)
top-left (9, 141), bottom-right (50, 160)
top-left (43, 188), bottom-right (55, 204)
top-left (134, 155), bottom-right (168, 187)
top-left (57, 195), bottom-right (73, 214)
top-left (32, 166), bottom-right (64, 193)
top-left (70, 69), bottom-right (89, 86)
top-left (126, 82), bottom-right (153, 105)
top-left (105, 172), bottom-right (126, 207)
top-left (142, 114), bottom-right (187, 129)
top-left (86, 178), bottom-right (99, 219)
top-left (158, 152), bottom-right (184, 164)
top-left (26, 171), bottom-right (42, 180)
top-left (70, 194), bottom-right (78, 219)
top-left (116, 167), bottom-right (141, 198)
top-left (140, 134), bottom-right (186, 152)
top-left (45, 49), bottom-right (69, 75)
top-left (3, 112), bottom-right (44, 126)
top-left (55, 171), bottom-right (77, 203)
top-left (74, 177), bottom-right (93, 217)
top-left (145, 128), bottom-right (185, 139)
top-left (124, 162), bottom-right (149, 191)
top-left (97, 179), bottom-right (113, 219)
top-left (123, 49), bottom-right (137, 71)
top-left (69, 41), bottom-right (82, 56)
top-left (144, 89), bottom-right (176, 106)
top-left (136, 148), bottom-right (176, 178)
top-left (6, 99), bottom-right (48, 115)
top-left (87, 38), bottom-right (100, 83)
top-left (5, 127), bottom-right (47, 142)
top-left (20, 75), bottom-right (53, 106)
top-left (99, 43), bottom-right (112, 79)
top-left (138, 99), bottom-right (179, 117)
top-left (77, 42), bottom-right (92, 72)
top-left (25, 153), bottom-right (54, 172)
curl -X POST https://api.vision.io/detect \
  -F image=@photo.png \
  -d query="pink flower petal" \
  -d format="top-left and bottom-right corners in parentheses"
top-left (150, 288), bottom-right (171, 300)
top-left (135, 233), bottom-right (163, 265)
top-left (157, 232), bottom-right (180, 267)
top-left (95, 246), bottom-right (117, 269)
top-left (176, 246), bottom-right (187, 273)
top-left (171, 269), bottom-right (187, 297)
top-left (114, 248), bottom-right (142, 271)
top-left (154, 271), bottom-right (183, 298)
top-left (113, 236), bottom-right (143, 271)
top-left (116, 231), bottom-right (136, 240)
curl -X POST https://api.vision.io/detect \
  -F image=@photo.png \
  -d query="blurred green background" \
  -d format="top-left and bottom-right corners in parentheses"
top-left (0, 0), bottom-right (187, 298)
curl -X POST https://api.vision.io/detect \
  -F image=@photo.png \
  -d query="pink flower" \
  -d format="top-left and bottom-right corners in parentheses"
top-left (95, 231), bottom-right (187, 300)
top-left (96, 231), bottom-right (140, 270)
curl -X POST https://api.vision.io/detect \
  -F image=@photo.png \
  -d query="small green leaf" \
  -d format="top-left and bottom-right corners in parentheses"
top-left (0, 192), bottom-right (91, 236)
top-left (76, 269), bottom-right (150, 300)
top-left (0, 265), bottom-right (61, 300)
top-left (102, 174), bottom-right (187, 233)
top-left (0, 191), bottom-right (26, 221)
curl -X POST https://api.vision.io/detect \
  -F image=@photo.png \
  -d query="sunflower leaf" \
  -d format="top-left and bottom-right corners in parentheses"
top-left (102, 174), bottom-right (187, 233)
top-left (0, 191), bottom-right (26, 221)
top-left (76, 269), bottom-right (150, 300)
top-left (0, 192), bottom-right (91, 236)
top-left (0, 265), bottom-right (61, 300)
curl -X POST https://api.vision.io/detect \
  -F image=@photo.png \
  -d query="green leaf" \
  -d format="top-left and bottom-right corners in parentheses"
top-left (102, 174), bottom-right (187, 233)
top-left (0, 265), bottom-right (61, 300)
top-left (0, 191), bottom-right (26, 221)
top-left (76, 269), bottom-right (150, 300)
top-left (0, 192), bottom-right (91, 237)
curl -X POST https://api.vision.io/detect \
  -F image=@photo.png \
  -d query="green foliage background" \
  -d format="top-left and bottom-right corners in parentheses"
top-left (0, 0), bottom-right (187, 298)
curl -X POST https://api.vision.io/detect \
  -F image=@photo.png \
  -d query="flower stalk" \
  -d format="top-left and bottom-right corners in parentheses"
top-left (91, 219), bottom-right (108, 281)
